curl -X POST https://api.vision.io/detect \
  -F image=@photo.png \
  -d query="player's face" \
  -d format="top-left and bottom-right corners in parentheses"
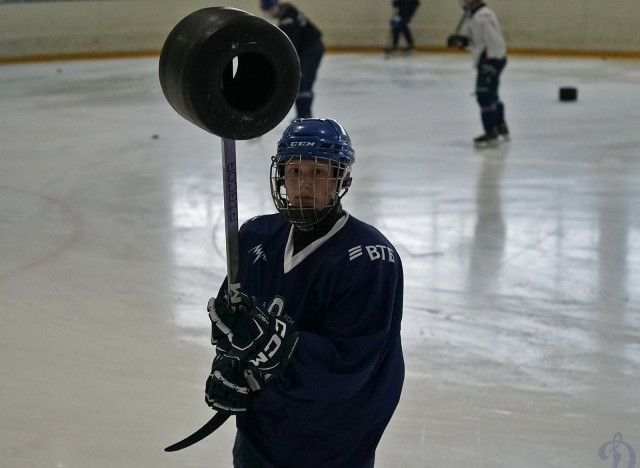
top-left (283, 159), bottom-right (337, 209)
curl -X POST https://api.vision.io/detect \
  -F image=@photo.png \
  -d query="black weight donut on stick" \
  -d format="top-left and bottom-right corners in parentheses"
top-left (159, 7), bottom-right (300, 140)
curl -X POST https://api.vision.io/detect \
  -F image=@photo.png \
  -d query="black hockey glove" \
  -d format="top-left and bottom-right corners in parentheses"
top-left (208, 293), bottom-right (263, 352)
top-left (208, 293), bottom-right (299, 376)
top-left (205, 355), bottom-right (250, 414)
top-left (242, 366), bottom-right (274, 392)
top-left (447, 34), bottom-right (469, 49)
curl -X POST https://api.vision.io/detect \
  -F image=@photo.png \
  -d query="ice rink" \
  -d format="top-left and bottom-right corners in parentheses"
top-left (1, 52), bottom-right (639, 467)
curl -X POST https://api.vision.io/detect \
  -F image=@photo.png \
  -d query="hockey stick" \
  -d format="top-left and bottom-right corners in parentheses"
top-left (163, 139), bottom-right (241, 452)
top-left (163, 138), bottom-right (242, 452)
top-left (159, 6), bottom-right (301, 455)
top-left (221, 137), bottom-right (242, 309)
top-left (453, 9), bottom-right (469, 34)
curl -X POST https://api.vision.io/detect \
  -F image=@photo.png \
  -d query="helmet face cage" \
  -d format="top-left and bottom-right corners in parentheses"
top-left (270, 154), bottom-right (351, 229)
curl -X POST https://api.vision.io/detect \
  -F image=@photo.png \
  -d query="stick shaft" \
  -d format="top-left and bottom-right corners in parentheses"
top-left (454, 10), bottom-right (469, 34)
top-left (221, 138), bottom-right (241, 305)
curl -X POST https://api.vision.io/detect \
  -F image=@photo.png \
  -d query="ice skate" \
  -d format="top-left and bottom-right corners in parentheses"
top-left (497, 122), bottom-right (510, 141)
top-left (384, 44), bottom-right (414, 58)
top-left (473, 131), bottom-right (499, 149)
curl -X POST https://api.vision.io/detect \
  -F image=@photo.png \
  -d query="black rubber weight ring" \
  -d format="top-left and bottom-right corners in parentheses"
top-left (559, 86), bottom-right (578, 102)
top-left (159, 7), bottom-right (301, 140)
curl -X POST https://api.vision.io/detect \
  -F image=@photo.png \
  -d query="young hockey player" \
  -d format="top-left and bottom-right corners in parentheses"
top-left (260, 0), bottom-right (324, 119)
top-left (205, 118), bottom-right (405, 467)
top-left (447, 0), bottom-right (509, 148)
top-left (385, 0), bottom-right (421, 53)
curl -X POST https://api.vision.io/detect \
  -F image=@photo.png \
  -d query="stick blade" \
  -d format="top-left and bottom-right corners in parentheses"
top-left (164, 412), bottom-right (231, 452)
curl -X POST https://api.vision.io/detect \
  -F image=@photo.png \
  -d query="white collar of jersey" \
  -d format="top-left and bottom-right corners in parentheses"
top-left (283, 213), bottom-right (350, 274)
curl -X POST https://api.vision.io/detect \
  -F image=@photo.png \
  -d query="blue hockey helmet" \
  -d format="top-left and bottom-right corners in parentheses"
top-left (260, 0), bottom-right (278, 11)
top-left (270, 118), bottom-right (356, 229)
top-left (275, 118), bottom-right (355, 168)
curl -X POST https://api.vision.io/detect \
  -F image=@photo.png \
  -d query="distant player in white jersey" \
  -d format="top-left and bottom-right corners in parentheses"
top-left (447, 0), bottom-right (509, 148)
top-left (205, 118), bottom-right (405, 467)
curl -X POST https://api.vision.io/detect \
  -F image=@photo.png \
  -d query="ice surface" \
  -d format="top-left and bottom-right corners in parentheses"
top-left (0, 53), bottom-right (638, 467)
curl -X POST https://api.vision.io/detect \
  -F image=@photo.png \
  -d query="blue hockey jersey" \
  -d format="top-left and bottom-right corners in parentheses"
top-left (220, 212), bottom-right (404, 468)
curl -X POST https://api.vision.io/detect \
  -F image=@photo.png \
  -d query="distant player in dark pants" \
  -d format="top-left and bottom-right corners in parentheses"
top-left (205, 118), bottom-right (405, 468)
top-left (447, 0), bottom-right (509, 148)
top-left (386, 0), bottom-right (420, 52)
top-left (261, 0), bottom-right (324, 118)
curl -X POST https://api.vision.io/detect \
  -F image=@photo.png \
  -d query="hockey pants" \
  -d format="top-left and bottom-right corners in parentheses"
top-left (475, 57), bottom-right (507, 133)
top-left (296, 40), bottom-right (324, 119)
top-left (391, 14), bottom-right (416, 47)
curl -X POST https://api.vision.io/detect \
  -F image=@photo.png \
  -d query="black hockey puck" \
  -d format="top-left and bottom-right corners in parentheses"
top-left (559, 87), bottom-right (578, 102)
